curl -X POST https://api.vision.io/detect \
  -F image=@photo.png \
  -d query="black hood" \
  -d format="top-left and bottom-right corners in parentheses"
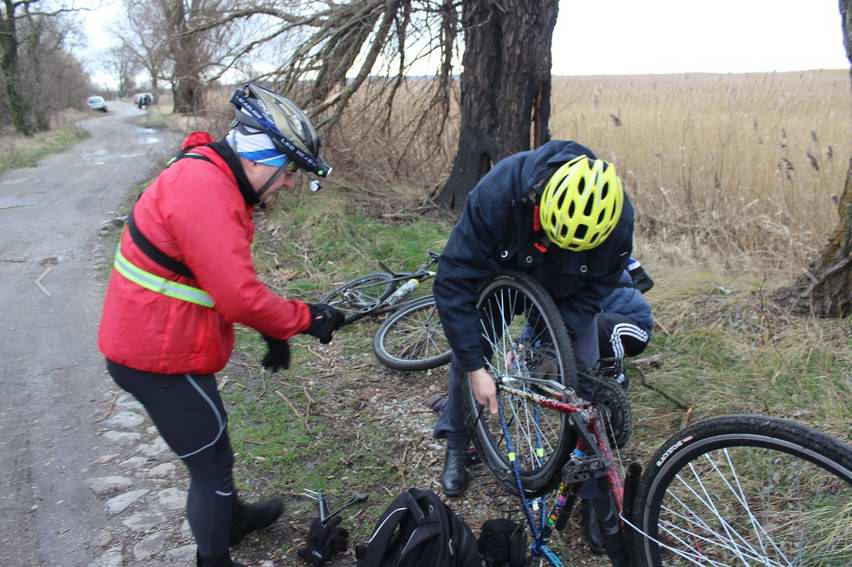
top-left (207, 138), bottom-right (260, 206)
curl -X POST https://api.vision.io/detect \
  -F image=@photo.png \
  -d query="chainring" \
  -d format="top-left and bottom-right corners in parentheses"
top-left (585, 373), bottom-right (633, 449)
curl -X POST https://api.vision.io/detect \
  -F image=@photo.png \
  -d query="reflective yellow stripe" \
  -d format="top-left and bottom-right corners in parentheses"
top-left (114, 245), bottom-right (214, 308)
top-left (507, 452), bottom-right (516, 462)
top-left (535, 448), bottom-right (545, 457)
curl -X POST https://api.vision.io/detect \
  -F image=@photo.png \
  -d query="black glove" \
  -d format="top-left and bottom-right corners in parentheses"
top-left (306, 303), bottom-right (345, 344)
top-left (261, 334), bottom-right (291, 372)
top-left (628, 265), bottom-right (654, 293)
top-left (479, 519), bottom-right (527, 567)
top-left (297, 515), bottom-right (349, 566)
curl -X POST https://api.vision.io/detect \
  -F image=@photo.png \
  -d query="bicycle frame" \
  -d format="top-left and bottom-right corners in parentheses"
top-left (377, 251), bottom-right (439, 288)
top-left (493, 377), bottom-right (628, 566)
top-left (340, 252), bottom-right (440, 323)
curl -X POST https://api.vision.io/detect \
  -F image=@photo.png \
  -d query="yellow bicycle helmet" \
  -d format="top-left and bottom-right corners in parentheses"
top-left (539, 156), bottom-right (624, 251)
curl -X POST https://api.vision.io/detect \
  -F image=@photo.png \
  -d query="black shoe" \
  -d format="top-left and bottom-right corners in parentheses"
top-left (582, 500), bottom-right (605, 555)
top-left (229, 494), bottom-right (284, 547)
top-left (441, 448), bottom-right (469, 498)
top-left (197, 550), bottom-right (246, 567)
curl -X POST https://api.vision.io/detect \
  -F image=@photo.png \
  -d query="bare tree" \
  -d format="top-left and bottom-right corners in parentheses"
top-left (114, 0), bottom-right (247, 113)
top-left (0, 0), bottom-right (37, 134)
top-left (167, 0), bottom-right (559, 204)
top-left (20, 12), bottom-right (90, 131)
top-left (437, 0), bottom-right (558, 208)
top-left (776, 0), bottom-right (852, 316)
top-left (113, 0), bottom-right (171, 102)
top-left (0, 1), bottom-right (89, 134)
top-left (107, 44), bottom-right (141, 97)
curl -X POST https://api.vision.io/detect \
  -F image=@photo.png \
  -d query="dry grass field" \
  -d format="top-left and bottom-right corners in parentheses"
top-left (549, 71), bottom-right (851, 267)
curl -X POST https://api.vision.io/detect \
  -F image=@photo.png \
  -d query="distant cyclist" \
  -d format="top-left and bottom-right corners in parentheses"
top-left (99, 83), bottom-right (344, 567)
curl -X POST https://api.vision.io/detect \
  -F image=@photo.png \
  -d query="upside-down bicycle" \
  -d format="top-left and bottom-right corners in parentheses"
top-left (466, 271), bottom-right (852, 566)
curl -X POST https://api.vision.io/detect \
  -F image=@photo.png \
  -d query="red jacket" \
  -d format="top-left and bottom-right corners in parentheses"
top-left (98, 135), bottom-right (311, 374)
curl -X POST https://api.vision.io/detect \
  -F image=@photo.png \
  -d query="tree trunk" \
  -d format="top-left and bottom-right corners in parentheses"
top-left (173, 53), bottom-right (203, 113)
top-left (436, 0), bottom-right (558, 209)
top-left (167, 1), bottom-right (203, 114)
top-left (151, 76), bottom-right (160, 103)
top-left (0, 0), bottom-right (33, 136)
top-left (775, 0), bottom-right (852, 316)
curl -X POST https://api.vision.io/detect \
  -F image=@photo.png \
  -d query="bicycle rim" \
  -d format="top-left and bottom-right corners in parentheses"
top-left (320, 272), bottom-right (395, 324)
top-left (634, 415), bottom-right (852, 567)
top-left (466, 272), bottom-right (576, 497)
top-left (373, 296), bottom-right (452, 371)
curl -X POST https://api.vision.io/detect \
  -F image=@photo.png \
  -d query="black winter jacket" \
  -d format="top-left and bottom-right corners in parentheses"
top-left (433, 140), bottom-right (634, 372)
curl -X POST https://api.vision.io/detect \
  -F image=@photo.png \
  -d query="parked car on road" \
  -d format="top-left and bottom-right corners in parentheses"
top-left (87, 96), bottom-right (108, 112)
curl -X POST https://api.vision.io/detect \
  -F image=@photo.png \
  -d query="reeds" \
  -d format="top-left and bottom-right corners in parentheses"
top-left (549, 70), bottom-right (851, 267)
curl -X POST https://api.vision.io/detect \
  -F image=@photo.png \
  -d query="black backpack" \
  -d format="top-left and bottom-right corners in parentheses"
top-left (355, 488), bottom-right (480, 567)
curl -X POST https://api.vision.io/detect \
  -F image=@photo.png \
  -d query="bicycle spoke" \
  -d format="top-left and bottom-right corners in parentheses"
top-left (651, 444), bottom-right (851, 566)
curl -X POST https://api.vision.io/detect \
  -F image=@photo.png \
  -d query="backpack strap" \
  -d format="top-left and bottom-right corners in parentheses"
top-left (126, 211), bottom-right (195, 280)
top-left (358, 490), bottom-right (425, 567)
top-left (398, 490), bottom-right (451, 567)
top-left (125, 143), bottom-right (242, 280)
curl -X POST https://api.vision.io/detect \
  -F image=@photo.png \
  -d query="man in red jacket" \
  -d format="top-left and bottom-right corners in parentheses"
top-left (98, 83), bottom-right (345, 567)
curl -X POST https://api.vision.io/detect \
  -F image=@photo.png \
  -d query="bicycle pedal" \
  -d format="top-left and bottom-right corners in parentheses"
top-left (561, 455), bottom-right (608, 484)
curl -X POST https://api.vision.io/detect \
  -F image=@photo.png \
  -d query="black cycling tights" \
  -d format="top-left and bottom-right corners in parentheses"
top-left (107, 360), bottom-right (234, 557)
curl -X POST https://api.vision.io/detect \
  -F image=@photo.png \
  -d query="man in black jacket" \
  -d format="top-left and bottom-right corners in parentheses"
top-left (432, 140), bottom-right (634, 497)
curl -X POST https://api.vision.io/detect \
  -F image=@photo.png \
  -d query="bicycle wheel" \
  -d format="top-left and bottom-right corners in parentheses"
top-left (373, 296), bottom-right (452, 371)
top-left (319, 272), bottom-right (396, 324)
top-left (462, 271), bottom-right (577, 497)
top-left (632, 414), bottom-right (852, 567)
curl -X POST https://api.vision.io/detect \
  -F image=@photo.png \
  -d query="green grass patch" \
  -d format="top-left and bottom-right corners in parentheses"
top-left (253, 187), bottom-right (451, 300)
top-left (627, 272), bottom-right (852, 460)
top-left (0, 124), bottom-right (89, 172)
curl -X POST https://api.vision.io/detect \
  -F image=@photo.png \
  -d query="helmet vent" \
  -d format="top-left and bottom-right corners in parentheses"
top-left (601, 182), bottom-right (609, 199)
top-left (568, 201), bottom-right (575, 217)
top-left (577, 178), bottom-right (586, 195)
top-left (583, 196), bottom-right (594, 216)
top-left (575, 224), bottom-right (587, 239)
top-left (598, 210), bottom-right (606, 223)
top-left (557, 189), bottom-right (568, 210)
top-left (560, 225), bottom-right (569, 238)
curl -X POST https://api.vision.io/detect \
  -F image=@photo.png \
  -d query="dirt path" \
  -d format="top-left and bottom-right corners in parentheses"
top-left (0, 102), bottom-right (183, 566)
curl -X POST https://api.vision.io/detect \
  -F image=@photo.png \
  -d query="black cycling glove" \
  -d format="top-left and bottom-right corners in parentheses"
top-left (306, 303), bottom-right (345, 344)
top-left (628, 265), bottom-right (654, 293)
top-left (261, 334), bottom-right (291, 372)
top-left (297, 515), bottom-right (349, 566)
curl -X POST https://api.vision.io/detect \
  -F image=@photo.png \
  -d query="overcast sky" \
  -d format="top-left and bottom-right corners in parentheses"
top-left (80, 0), bottom-right (848, 88)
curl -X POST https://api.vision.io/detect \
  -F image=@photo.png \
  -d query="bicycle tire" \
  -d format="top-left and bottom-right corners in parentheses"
top-left (632, 414), bottom-right (852, 567)
top-left (462, 271), bottom-right (577, 497)
top-left (319, 272), bottom-right (396, 325)
top-left (372, 296), bottom-right (452, 371)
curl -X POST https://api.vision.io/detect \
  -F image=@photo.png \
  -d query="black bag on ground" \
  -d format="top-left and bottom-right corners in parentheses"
top-left (355, 488), bottom-right (479, 567)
